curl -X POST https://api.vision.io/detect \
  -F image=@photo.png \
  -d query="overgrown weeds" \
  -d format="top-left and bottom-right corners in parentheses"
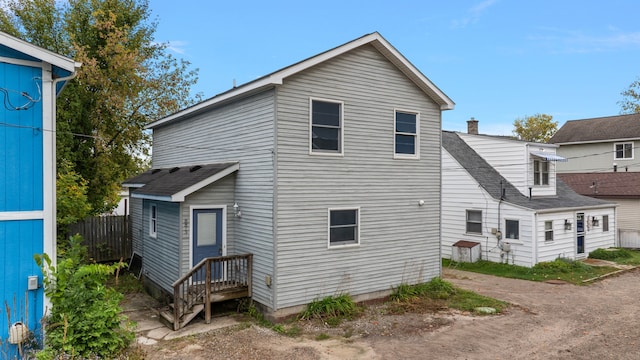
top-left (589, 248), bottom-right (635, 262)
top-left (299, 294), bottom-right (361, 326)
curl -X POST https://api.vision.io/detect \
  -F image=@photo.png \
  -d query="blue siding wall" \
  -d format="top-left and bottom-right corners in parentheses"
top-left (0, 62), bottom-right (44, 212)
top-left (0, 220), bottom-right (44, 346)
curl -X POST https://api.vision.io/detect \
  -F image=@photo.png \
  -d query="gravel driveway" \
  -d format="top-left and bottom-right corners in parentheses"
top-left (140, 267), bottom-right (640, 359)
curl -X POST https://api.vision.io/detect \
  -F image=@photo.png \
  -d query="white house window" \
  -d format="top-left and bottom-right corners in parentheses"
top-left (614, 142), bottom-right (633, 160)
top-left (466, 210), bottom-right (482, 234)
top-left (394, 110), bottom-right (419, 158)
top-left (603, 215), bottom-right (609, 232)
top-left (533, 160), bottom-right (549, 185)
top-left (149, 204), bottom-right (157, 238)
top-left (505, 219), bottom-right (519, 240)
top-left (544, 221), bottom-right (553, 241)
top-left (311, 99), bottom-right (343, 154)
top-left (329, 208), bottom-right (359, 247)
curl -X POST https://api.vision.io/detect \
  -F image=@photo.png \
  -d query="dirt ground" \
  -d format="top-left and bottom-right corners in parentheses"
top-left (137, 267), bottom-right (640, 359)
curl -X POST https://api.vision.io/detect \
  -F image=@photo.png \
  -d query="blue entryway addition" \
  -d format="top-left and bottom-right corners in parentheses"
top-left (0, 31), bottom-right (80, 353)
top-left (192, 208), bottom-right (224, 279)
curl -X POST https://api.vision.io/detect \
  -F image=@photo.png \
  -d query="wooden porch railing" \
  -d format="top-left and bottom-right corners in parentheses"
top-left (162, 254), bottom-right (253, 330)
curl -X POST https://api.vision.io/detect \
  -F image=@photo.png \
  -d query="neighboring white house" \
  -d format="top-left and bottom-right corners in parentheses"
top-left (441, 121), bottom-right (616, 267)
top-left (124, 32), bottom-right (454, 321)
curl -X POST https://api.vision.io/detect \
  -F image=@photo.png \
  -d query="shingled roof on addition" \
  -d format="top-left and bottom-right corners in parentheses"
top-left (123, 162), bottom-right (239, 202)
top-left (559, 172), bottom-right (640, 198)
top-left (442, 131), bottom-right (612, 211)
top-left (549, 113), bottom-right (640, 144)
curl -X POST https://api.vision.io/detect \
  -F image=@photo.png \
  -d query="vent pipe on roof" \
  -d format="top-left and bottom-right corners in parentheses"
top-left (467, 117), bottom-right (479, 135)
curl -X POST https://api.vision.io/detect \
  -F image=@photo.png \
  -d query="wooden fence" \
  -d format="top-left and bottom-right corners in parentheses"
top-left (68, 215), bottom-right (132, 263)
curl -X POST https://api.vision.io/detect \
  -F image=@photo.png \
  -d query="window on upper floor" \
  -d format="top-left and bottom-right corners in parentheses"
top-left (310, 99), bottom-right (343, 155)
top-left (328, 208), bottom-right (359, 247)
top-left (505, 219), bottom-right (519, 240)
top-left (149, 204), bottom-right (157, 238)
top-left (614, 142), bottom-right (633, 160)
top-left (394, 110), bottom-right (419, 159)
top-left (466, 210), bottom-right (482, 234)
top-left (533, 159), bottom-right (549, 185)
top-left (545, 221), bottom-right (553, 241)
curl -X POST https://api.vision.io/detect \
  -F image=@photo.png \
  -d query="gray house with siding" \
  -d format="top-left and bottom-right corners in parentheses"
top-left (124, 32), bottom-right (454, 319)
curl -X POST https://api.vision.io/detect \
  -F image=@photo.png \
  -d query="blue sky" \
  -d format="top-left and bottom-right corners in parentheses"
top-left (150, 0), bottom-right (640, 135)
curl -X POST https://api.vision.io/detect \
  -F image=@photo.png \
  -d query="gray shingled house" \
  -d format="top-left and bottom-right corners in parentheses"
top-left (124, 32), bottom-right (454, 328)
top-left (441, 123), bottom-right (616, 267)
top-left (549, 114), bottom-right (640, 247)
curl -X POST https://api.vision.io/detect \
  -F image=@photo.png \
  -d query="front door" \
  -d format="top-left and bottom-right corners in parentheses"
top-left (192, 208), bottom-right (223, 278)
top-left (576, 212), bottom-right (585, 255)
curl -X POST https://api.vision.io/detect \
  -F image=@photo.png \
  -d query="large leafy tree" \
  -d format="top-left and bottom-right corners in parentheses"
top-left (620, 77), bottom-right (640, 114)
top-left (1, 0), bottom-right (199, 213)
top-left (512, 113), bottom-right (558, 143)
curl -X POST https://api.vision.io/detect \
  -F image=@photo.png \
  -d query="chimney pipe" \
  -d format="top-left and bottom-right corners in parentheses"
top-left (467, 117), bottom-right (479, 135)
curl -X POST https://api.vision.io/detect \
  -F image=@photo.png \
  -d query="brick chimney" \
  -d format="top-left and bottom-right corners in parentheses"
top-left (467, 117), bottom-right (479, 135)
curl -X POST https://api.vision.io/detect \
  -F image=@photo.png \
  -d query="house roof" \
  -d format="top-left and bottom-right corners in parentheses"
top-left (549, 113), bottom-right (640, 144)
top-left (147, 32), bottom-right (455, 129)
top-left (123, 162), bottom-right (239, 202)
top-left (558, 172), bottom-right (640, 198)
top-left (0, 31), bottom-right (81, 73)
top-left (442, 131), bottom-right (613, 211)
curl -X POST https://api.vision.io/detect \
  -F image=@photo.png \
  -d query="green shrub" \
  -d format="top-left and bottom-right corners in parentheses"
top-left (589, 248), bottom-right (633, 261)
top-left (390, 277), bottom-right (455, 302)
top-left (34, 235), bottom-right (133, 359)
top-left (532, 258), bottom-right (591, 273)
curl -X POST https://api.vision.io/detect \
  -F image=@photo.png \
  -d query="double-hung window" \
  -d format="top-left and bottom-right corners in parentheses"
top-left (328, 208), bottom-right (359, 247)
top-left (394, 110), bottom-right (419, 158)
top-left (310, 99), bottom-right (343, 155)
top-left (533, 160), bottom-right (549, 185)
top-left (149, 204), bottom-right (157, 238)
top-left (505, 220), bottom-right (519, 240)
top-left (544, 221), bottom-right (553, 241)
top-left (614, 142), bottom-right (633, 160)
top-left (466, 210), bottom-right (482, 234)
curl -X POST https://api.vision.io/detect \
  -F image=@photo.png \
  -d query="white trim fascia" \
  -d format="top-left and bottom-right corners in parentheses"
top-left (122, 183), bottom-right (146, 188)
top-left (0, 31), bottom-right (80, 72)
top-left (0, 211), bottom-right (44, 221)
top-left (535, 204), bottom-right (618, 215)
top-left (189, 205), bottom-right (227, 269)
top-left (147, 32), bottom-right (454, 129)
top-left (0, 56), bottom-right (43, 68)
top-left (171, 163), bottom-right (240, 202)
top-left (131, 193), bottom-right (172, 202)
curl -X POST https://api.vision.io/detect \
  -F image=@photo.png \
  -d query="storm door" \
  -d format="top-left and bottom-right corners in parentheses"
top-left (192, 208), bottom-right (223, 279)
top-left (576, 212), bottom-right (585, 255)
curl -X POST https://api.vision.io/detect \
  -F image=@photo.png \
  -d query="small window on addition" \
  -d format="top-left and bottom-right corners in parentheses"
top-left (592, 217), bottom-right (599, 227)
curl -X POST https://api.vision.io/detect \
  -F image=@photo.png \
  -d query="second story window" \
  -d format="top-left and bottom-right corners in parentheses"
top-left (614, 142), bottom-right (633, 160)
top-left (533, 159), bottom-right (549, 185)
top-left (310, 99), bottom-right (343, 155)
top-left (394, 110), bottom-right (419, 158)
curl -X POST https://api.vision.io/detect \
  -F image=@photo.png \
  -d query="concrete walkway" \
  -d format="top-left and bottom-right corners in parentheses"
top-left (121, 293), bottom-right (241, 345)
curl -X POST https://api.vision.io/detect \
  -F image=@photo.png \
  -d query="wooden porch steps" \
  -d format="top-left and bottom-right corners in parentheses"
top-left (159, 303), bottom-right (205, 330)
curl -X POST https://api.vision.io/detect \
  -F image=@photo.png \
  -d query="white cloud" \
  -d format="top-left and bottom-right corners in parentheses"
top-left (166, 40), bottom-right (188, 55)
top-left (529, 27), bottom-right (640, 54)
top-left (451, 0), bottom-right (498, 29)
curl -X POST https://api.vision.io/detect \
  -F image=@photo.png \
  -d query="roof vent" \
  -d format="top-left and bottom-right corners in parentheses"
top-left (190, 165), bottom-right (202, 172)
top-left (151, 169), bottom-right (162, 174)
top-left (169, 167), bottom-right (180, 173)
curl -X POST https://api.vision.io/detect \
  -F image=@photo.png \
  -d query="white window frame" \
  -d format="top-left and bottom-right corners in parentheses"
top-left (533, 159), bottom-right (549, 186)
top-left (309, 98), bottom-right (344, 156)
top-left (393, 109), bottom-right (420, 159)
top-left (505, 219), bottom-right (519, 240)
top-left (614, 142), bottom-right (634, 160)
top-left (544, 220), bottom-right (553, 242)
top-left (149, 204), bottom-right (157, 238)
top-left (327, 207), bottom-right (360, 248)
top-left (465, 210), bottom-right (482, 235)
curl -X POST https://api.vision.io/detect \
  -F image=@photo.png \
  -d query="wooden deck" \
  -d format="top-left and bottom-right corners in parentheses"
top-left (160, 254), bottom-right (253, 330)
